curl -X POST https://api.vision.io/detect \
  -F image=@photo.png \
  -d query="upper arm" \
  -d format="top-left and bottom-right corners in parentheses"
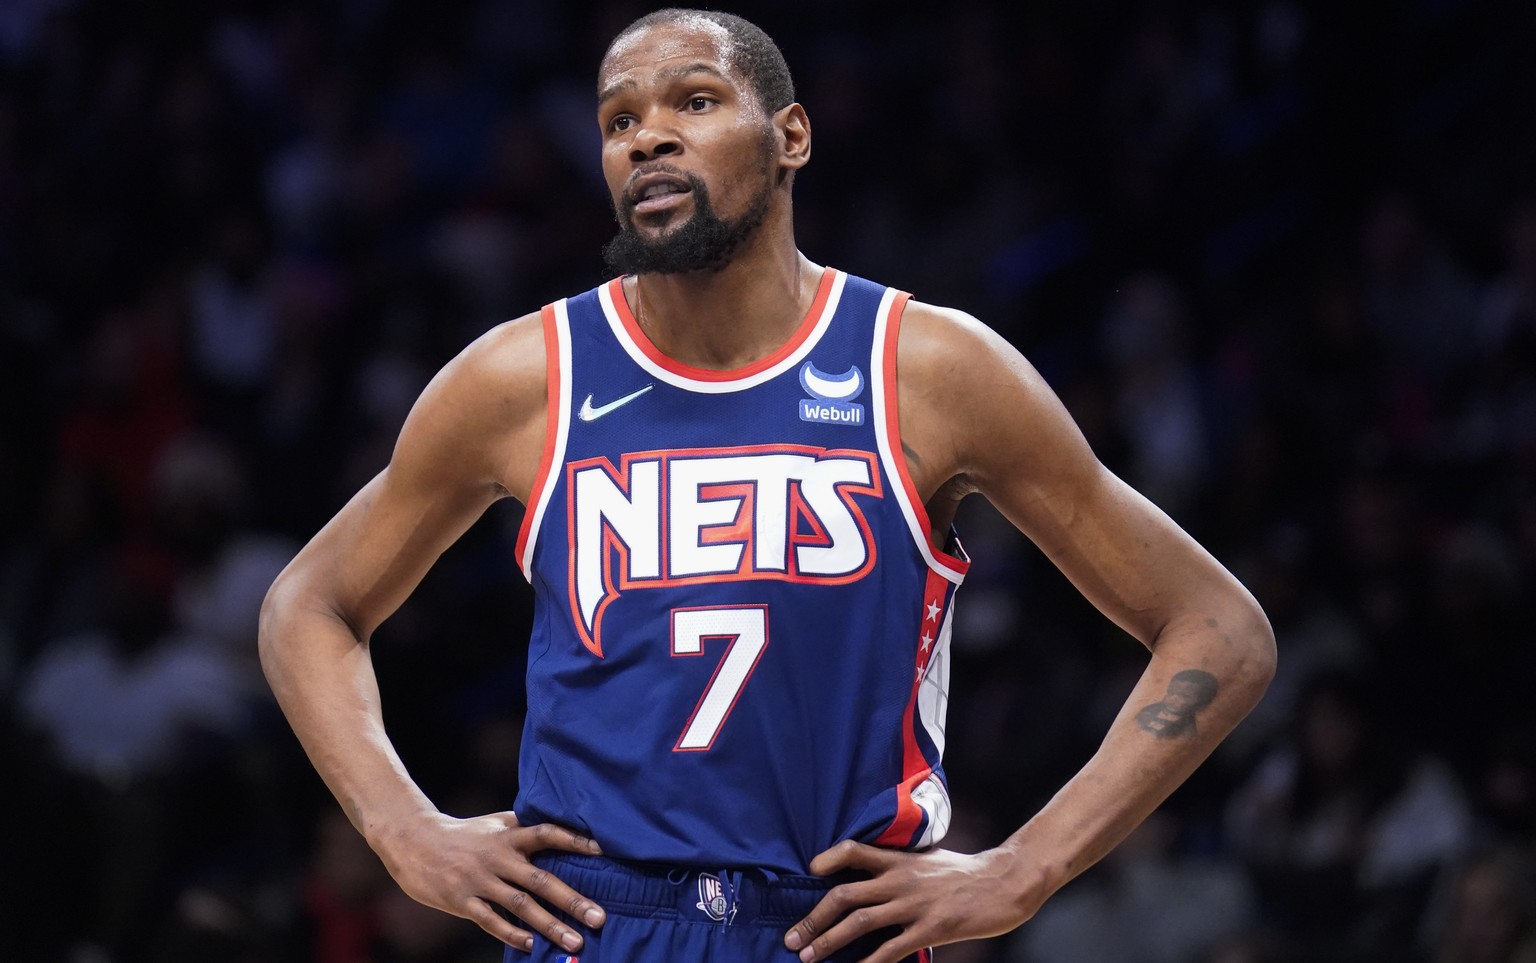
top-left (896, 302), bottom-right (1265, 649)
top-left (266, 311), bottom-right (549, 640)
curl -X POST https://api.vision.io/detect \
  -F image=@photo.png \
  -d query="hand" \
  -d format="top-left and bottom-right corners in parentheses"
top-left (371, 810), bottom-right (607, 954)
top-left (784, 841), bottom-right (1038, 963)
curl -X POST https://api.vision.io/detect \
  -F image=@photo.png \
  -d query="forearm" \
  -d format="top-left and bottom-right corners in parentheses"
top-left (997, 604), bottom-right (1275, 900)
top-left (258, 576), bottom-right (437, 845)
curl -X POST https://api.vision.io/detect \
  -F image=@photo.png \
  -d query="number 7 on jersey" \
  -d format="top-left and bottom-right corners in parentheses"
top-left (670, 606), bottom-right (769, 751)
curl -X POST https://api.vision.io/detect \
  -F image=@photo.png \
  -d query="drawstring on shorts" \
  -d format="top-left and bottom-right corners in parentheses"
top-left (718, 868), bottom-right (744, 927)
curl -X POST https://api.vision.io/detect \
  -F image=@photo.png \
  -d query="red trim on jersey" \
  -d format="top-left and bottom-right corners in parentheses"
top-left (879, 293), bottom-right (971, 575)
top-left (605, 267), bottom-right (836, 382)
top-left (515, 303), bottom-right (562, 572)
top-left (875, 567), bottom-right (950, 847)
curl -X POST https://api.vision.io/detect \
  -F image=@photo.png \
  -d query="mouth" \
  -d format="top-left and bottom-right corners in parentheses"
top-left (626, 171), bottom-right (694, 216)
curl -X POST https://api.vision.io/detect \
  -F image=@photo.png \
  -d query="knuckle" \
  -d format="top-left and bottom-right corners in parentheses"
top-left (468, 903), bottom-right (498, 928)
top-left (525, 868), bottom-right (550, 891)
top-left (799, 916), bottom-right (821, 937)
top-left (505, 890), bottom-right (529, 913)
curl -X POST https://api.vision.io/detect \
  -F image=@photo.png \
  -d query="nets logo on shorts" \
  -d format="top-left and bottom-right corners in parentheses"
top-left (695, 872), bottom-right (738, 924)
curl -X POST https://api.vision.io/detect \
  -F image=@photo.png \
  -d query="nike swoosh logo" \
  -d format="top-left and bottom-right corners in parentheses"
top-left (578, 384), bottom-right (655, 422)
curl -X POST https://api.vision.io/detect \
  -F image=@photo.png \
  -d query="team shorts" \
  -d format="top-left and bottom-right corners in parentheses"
top-left (503, 852), bottom-right (930, 962)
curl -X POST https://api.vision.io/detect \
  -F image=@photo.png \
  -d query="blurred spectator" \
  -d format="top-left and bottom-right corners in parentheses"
top-left (1225, 670), bottom-right (1474, 959)
top-left (297, 808), bottom-right (392, 963)
top-left (1100, 273), bottom-right (1211, 515)
top-left (1359, 193), bottom-right (1481, 387)
top-left (1012, 810), bottom-right (1257, 963)
top-left (1425, 849), bottom-right (1536, 963)
top-left (155, 434), bottom-right (296, 684)
top-left (1479, 203), bottom-right (1536, 358)
top-left (16, 556), bottom-right (254, 957)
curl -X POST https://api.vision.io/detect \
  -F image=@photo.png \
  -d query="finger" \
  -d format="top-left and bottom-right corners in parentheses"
top-left (807, 839), bottom-right (895, 877)
top-left (463, 896), bottom-right (535, 952)
top-left (792, 902), bottom-right (900, 963)
top-left (516, 821), bottom-right (604, 857)
top-left (785, 880), bottom-right (883, 955)
top-left (484, 879), bottom-right (591, 954)
top-left (505, 858), bottom-right (608, 930)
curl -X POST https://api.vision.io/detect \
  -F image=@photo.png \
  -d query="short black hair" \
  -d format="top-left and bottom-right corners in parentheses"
top-left (604, 8), bottom-right (796, 114)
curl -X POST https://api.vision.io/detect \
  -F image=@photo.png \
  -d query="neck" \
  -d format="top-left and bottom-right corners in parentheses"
top-left (624, 216), bottom-right (821, 371)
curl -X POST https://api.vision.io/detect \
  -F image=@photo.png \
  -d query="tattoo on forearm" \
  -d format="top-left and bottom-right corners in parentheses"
top-left (1135, 669), bottom-right (1218, 740)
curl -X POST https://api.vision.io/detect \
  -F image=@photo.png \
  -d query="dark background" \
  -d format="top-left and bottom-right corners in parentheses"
top-left (3, 1), bottom-right (1535, 961)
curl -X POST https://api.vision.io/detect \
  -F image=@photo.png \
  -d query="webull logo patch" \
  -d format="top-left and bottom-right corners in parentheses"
top-left (798, 362), bottom-right (865, 426)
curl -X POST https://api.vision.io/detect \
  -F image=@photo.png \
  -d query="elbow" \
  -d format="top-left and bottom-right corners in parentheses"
top-left (257, 563), bottom-right (369, 687)
top-left (1231, 599), bottom-right (1277, 709)
top-left (257, 569), bottom-right (295, 685)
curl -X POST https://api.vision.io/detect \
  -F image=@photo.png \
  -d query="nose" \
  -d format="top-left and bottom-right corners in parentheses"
top-left (628, 121), bottom-right (680, 163)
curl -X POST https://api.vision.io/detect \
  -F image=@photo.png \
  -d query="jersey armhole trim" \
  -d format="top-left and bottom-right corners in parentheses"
top-left (515, 301), bottom-right (572, 580)
top-left (873, 291), bottom-right (970, 583)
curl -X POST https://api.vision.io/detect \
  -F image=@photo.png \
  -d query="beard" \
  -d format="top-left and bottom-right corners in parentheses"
top-left (603, 167), bottom-right (774, 276)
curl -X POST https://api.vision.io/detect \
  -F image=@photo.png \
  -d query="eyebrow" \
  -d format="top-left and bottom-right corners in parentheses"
top-left (597, 62), bottom-right (733, 106)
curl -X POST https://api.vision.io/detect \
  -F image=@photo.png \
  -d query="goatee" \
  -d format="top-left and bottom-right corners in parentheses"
top-left (604, 169), bottom-right (772, 276)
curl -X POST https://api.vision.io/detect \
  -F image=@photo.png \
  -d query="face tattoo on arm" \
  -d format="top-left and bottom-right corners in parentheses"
top-left (1135, 669), bottom-right (1220, 740)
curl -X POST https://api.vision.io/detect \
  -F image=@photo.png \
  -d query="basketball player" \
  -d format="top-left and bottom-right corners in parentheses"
top-left (259, 9), bottom-right (1275, 962)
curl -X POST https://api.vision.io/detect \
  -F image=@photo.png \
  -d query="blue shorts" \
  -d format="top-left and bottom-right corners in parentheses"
top-left (503, 853), bottom-right (929, 962)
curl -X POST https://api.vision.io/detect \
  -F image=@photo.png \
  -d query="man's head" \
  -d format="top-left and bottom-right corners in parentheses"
top-left (603, 9), bottom-right (795, 117)
top-left (1163, 669), bottom-right (1219, 715)
top-left (596, 9), bottom-right (808, 276)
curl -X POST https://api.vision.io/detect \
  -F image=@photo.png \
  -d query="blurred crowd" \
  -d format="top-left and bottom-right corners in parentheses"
top-left (2, 1), bottom-right (1534, 961)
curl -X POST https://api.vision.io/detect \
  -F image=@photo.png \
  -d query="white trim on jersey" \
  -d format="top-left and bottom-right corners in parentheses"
top-left (914, 598), bottom-right (955, 848)
top-left (918, 599), bottom-right (954, 757)
top-left (518, 298), bottom-right (574, 580)
top-left (596, 271), bottom-right (849, 393)
top-left (869, 288), bottom-right (968, 585)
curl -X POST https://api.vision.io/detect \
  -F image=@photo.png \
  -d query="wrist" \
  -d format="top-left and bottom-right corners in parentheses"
top-left (352, 794), bottom-right (441, 854)
top-left (989, 835), bottom-right (1072, 917)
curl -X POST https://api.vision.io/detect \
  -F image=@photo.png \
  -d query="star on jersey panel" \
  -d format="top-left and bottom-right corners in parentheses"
top-left (513, 268), bottom-right (969, 873)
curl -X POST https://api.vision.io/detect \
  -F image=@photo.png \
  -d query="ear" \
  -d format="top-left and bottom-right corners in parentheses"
top-left (775, 103), bottom-right (811, 172)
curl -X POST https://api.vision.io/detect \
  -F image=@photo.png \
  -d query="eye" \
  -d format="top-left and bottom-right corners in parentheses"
top-left (608, 115), bottom-right (634, 134)
top-left (687, 96), bottom-right (714, 111)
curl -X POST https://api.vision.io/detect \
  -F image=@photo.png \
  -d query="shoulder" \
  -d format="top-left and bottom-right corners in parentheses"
top-left (889, 296), bottom-right (1099, 502)
top-left (893, 298), bottom-right (1056, 411)
top-left (433, 309), bottom-right (548, 418)
top-left (893, 298), bottom-right (1065, 447)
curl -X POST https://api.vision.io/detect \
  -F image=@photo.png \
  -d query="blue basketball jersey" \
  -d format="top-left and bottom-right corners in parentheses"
top-left (513, 267), bottom-right (969, 873)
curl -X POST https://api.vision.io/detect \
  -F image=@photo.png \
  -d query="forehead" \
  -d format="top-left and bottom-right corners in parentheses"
top-left (599, 19), bottom-right (742, 93)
